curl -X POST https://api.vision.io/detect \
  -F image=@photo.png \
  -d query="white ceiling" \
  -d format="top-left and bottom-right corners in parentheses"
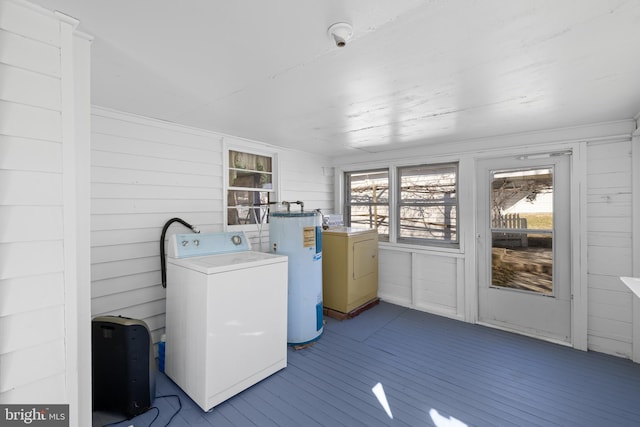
top-left (32, 0), bottom-right (640, 157)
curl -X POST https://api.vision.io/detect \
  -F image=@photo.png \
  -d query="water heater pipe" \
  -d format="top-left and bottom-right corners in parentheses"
top-left (281, 200), bottom-right (304, 212)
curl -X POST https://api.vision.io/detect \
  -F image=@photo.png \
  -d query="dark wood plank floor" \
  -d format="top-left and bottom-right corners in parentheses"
top-left (94, 302), bottom-right (640, 426)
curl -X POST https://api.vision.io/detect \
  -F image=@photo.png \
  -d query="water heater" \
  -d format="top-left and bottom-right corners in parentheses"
top-left (269, 211), bottom-right (323, 345)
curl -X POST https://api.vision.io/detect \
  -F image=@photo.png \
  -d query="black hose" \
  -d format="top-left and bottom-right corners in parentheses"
top-left (160, 218), bottom-right (199, 288)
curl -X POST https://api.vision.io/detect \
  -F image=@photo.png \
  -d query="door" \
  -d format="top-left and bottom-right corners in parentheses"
top-left (477, 153), bottom-right (571, 343)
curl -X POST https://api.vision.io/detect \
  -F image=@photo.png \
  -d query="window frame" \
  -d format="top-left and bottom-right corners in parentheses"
top-left (225, 146), bottom-right (278, 230)
top-left (396, 162), bottom-right (459, 247)
top-left (344, 168), bottom-right (390, 241)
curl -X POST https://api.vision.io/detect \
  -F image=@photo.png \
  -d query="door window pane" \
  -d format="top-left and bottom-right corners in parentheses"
top-left (491, 232), bottom-right (553, 295)
top-left (491, 168), bottom-right (553, 231)
top-left (490, 167), bottom-right (554, 294)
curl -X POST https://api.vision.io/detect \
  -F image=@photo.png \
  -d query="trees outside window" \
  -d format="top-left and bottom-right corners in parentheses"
top-left (397, 163), bottom-right (458, 245)
top-left (344, 163), bottom-right (459, 246)
top-left (227, 150), bottom-right (274, 226)
top-left (345, 169), bottom-right (389, 241)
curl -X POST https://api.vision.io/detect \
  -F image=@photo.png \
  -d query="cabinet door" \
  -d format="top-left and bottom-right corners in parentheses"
top-left (353, 238), bottom-right (378, 279)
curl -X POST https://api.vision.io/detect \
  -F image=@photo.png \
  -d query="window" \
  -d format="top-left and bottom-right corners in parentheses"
top-left (344, 169), bottom-right (389, 240)
top-left (227, 150), bottom-right (274, 226)
top-left (397, 163), bottom-right (458, 245)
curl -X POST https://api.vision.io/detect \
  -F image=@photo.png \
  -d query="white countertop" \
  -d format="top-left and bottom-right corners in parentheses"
top-left (322, 227), bottom-right (378, 236)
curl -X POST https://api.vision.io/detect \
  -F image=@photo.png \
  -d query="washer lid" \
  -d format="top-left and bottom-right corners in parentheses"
top-left (167, 250), bottom-right (287, 274)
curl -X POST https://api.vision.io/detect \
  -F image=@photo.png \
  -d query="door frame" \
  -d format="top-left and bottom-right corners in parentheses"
top-left (477, 154), bottom-right (571, 343)
top-left (464, 143), bottom-right (587, 350)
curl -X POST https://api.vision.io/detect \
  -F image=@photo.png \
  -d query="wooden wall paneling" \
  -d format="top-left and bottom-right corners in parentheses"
top-left (0, 136), bottom-right (62, 172)
top-left (91, 211), bottom-right (220, 232)
top-left (0, 374), bottom-right (65, 404)
top-left (91, 198), bottom-right (216, 215)
top-left (91, 228), bottom-right (164, 246)
top-left (588, 216), bottom-right (632, 233)
top-left (0, 339), bottom-right (66, 395)
top-left (0, 63), bottom-right (61, 109)
top-left (0, 2), bottom-right (91, 421)
top-left (91, 131), bottom-right (218, 161)
top-left (587, 246), bottom-right (633, 276)
top-left (92, 110), bottom-right (222, 151)
top-left (91, 165), bottom-right (220, 188)
top-left (456, 257), bottom-right (466, 319)
top-left (0, 0), bottom-right (67, 407)
top-left (588, 315), bottom-right (632, 347)
top-left (91, 182), bottom-right (215, 200)
top-left (0, 0), bottom-right (60, 44)
top-left (378, 249), bottom-right (412, 305)
top-left (91, 271), bottom-right (159, 299)
top-left (632, 125), bottom-right (640, 362)
top-left (91, 150), bottom-right (217, 176)
top-left (0, 206), bottom-right (63, 242)
top-left (0, 28), bottom-right (60, 76)
top-left (0, 101), bottom-right (62, 141)
top-left (91, 241), bottom-right (159, 264)
top-left (412, 253), bottom-right (458, 313)
top-left (0, 273), bottom-right (65, 317)
top-left (91, 256), bottom-right (159, 282)
top-left (586, 139), bottom-right (634, 357)
top-left (0, 241), bottom-right (64, 279)
top-left (91, 285), bottom-right (167, 316)
top-left (0, 170), bottom-right (63, 205)
top-left (91, 299), bottom-right (167, 324)
top-left (0, 305), bottom-right (65, 354)
top-left (588, 288), bottom-right (632, 322)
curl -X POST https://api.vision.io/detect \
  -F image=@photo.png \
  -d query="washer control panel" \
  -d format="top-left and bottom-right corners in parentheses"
top-left (168, 232), bottom-right (250, 258)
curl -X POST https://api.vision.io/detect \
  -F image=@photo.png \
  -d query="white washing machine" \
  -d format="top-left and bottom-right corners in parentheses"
top-left (164, 231), bottom-right (288, 411)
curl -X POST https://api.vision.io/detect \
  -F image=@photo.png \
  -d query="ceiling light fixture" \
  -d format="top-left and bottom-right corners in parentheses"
top-left (328, 22), bottom-right (353, 48)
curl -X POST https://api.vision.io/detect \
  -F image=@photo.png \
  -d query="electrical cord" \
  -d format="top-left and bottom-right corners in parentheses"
top-left (151, 395), bottom-right (182, 427)
top-left (100, 394), bottom-right (182, 427)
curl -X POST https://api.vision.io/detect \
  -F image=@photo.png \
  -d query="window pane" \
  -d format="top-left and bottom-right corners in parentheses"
top-left (227, 149), bottom-right (274, 226)
top-left (490, 166), bottom-right (555, 294)
top-left (345, 169), bottom-right (389, 239)
top-left (229, 170), bottom-right (272, 189)
top-left (347, 205), bottom-right (389, 239)
top-left (228, 206), bottom-right (269, 225)
top-left (228, 190), bottom-right (270, 206)
top-left (227, 190), bottom-right (270, 225)
top-left (399, 205), bottom-right (457, 241)
top-left (348, 170), bottom-right (389, 203)
top-left (491, 168), bottom-right (553, 230)
top-left (399, 164), bottom-right (456, 203)
top-left (229, 150), bottom-right (272, 172)
top-left (491, 231), bottom-right (553, 295)
top-left (397, 163), bottom-right (458, 244)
